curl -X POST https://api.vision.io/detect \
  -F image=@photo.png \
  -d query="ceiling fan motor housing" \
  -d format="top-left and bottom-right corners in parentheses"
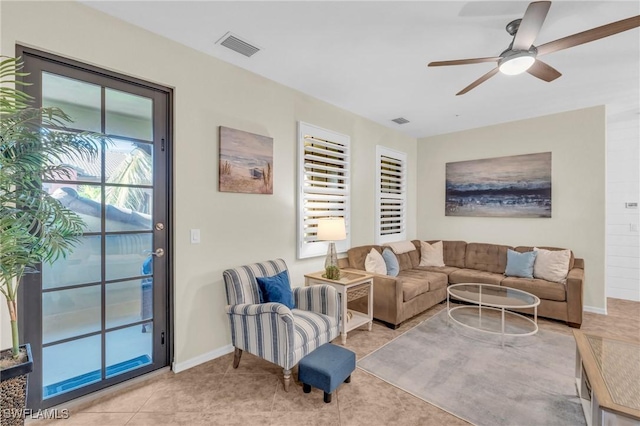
top-left (506, 19), bottom-right (523, 36)
top-left (499, 46), bottom-right (538, 62)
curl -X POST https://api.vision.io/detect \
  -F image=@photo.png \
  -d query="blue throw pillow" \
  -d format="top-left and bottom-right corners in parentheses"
top-left (256, 270), bottom-right (295, 309)
top-left (382, 248), bottom-right (400, 277)
top-left (505, 249), bottom-right (538, 279)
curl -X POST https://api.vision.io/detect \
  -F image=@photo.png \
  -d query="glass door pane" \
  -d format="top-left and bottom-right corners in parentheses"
top-left (105, 88), bottom-right (153, 141)
top-left (105, 324), bottom-right (153, 379)
top-left (42, 72), bottom-right (101, 132)
top-left (42, 336), bottom-right (102, 398)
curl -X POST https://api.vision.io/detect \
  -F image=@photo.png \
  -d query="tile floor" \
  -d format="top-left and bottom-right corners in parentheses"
top-left (40, 298), bottom-right (639, 425)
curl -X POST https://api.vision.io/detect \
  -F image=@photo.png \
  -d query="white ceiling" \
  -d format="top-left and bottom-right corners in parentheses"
top-left (83, 1), bottom-right (640, 138)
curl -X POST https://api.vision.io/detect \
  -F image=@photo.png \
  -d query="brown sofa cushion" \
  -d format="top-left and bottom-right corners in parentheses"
top-left (514, 246), bottom-right (575, 271)
top-left (429, 240), bottom-right (467, 268)
top-left (501, 277), bottom-right (566, 302)
top-left (449, 268), bottom-right (504, 285)
top-left (399, 273), bottom-right (430, 302)
top-left (422, 271), bottom-right (448, 291)
top-left (415, 265), bottom-right (461, 276)
top-left (465, 243), bottom-right (512, 274)
top-left (398, 269), bottom-right (448, 302)
top-left (348, 245), bottom-right (382, 271)
top-left (394, 250), bottom-right (420, 272)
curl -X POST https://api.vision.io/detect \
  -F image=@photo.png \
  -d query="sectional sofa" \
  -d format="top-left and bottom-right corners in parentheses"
top-left (339, 240), bottom-right (584, 329)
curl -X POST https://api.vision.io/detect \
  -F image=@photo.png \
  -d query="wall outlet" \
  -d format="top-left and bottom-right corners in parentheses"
top-left (190, 229), bottom-right (201, 244)
top-left (630, 224), bottom-right (639, 233)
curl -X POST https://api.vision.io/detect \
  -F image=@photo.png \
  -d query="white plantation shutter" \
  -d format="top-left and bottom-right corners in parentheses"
top-left (298, 122), bottom-right (351, 259)
top-left (375, 146), bottom-right (407, 244)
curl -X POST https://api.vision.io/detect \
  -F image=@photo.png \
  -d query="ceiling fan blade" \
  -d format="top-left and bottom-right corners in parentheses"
top-left (537, 15), bottom-right (640, 56)
top-left (456, 67), bottom-right (499, 96)
top-left (526, 60), bottom-right (562, 82)
top-left (513, 1), bottom-right (552, 50)
top-left (428, 57), bottom-right (499, 67)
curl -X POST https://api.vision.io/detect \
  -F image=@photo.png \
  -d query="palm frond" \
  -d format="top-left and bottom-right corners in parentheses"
top-left (105, 147), bottom-right (152, 212)
top-left (0, 55), bottom-right (101, 295)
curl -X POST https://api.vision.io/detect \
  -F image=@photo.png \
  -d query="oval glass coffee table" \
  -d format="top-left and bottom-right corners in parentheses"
top-left (447, 283), bottom-right (541, 346)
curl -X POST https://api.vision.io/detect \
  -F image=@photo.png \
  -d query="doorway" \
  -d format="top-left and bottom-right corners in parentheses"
top-left (17, 46), bottom-right (172, 409)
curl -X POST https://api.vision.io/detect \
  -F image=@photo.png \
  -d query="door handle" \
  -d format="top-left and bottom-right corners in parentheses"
top-left (151, 248), bottom-right (165, 257)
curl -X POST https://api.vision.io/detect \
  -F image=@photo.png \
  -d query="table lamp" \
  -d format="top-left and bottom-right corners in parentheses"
top-left (317, 217), bottom-right (346, 280)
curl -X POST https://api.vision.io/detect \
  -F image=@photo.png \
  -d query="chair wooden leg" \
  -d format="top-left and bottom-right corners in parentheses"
top-left (283, 369), bottom-right (292, 392)
top-left (233, 348), bottom-right (242, 369)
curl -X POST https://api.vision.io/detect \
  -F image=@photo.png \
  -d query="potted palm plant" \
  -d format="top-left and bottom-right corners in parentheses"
top-left (0, 56), bottom-right (100, 424)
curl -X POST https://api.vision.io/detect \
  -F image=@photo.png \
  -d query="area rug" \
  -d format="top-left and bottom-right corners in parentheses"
top-left (358, 310), bottom-right (586, 426)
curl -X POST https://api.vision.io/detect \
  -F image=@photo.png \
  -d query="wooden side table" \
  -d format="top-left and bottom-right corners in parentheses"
top-left (573, 330), bottom-right (640, 426)
top-left (304, 270), bottom-right (374, 345)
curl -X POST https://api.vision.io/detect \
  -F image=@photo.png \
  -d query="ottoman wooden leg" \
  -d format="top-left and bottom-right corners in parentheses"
top-left (324, 392), bottom-right (332, 403)
top-left (344, 375), bottom-right (351, 383)
top-left (303, 384), bottom-right (311, 393)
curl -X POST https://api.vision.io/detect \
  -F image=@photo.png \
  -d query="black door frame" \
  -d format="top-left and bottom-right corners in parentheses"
top-left (16, 45), bottom-right (174, 410)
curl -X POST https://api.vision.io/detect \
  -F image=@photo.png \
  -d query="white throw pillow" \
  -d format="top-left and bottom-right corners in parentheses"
top-left (533, 247), bottom-right (571, 283)
top-left (419, 241), bottom-right (445, 267)
top-left (365, 248), bottom-right (387, 275)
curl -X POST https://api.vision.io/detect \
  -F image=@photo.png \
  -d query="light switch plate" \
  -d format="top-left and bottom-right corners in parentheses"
top-left (190, 229), bottom-right (201, 244)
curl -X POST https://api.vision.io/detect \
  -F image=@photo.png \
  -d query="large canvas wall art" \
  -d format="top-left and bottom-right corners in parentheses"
top-left (445, 152), bottom-right (552, 218)
top-left (219, 126), bottom-right (273, 194)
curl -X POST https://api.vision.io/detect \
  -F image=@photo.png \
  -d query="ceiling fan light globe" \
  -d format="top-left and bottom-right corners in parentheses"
top-left (499, 55), bottom-right (536, 75)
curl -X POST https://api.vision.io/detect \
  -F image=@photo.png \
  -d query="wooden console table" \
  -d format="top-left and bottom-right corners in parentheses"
top-left (304, 270), bottom-right (373, 345)
top-left (573, 330), bottom-right (640, 426)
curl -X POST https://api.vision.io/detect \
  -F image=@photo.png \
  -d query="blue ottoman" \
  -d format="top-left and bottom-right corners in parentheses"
top-left (298, 343), bottom-right (356, 403)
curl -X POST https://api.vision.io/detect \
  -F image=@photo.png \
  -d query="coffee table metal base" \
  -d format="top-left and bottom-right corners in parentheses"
top-left (447, 289), bottom-right (538, 347)
top-left (447, 300), bottom-right (539, 347)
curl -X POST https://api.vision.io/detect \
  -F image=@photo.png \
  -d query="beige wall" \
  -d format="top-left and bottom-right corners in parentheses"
top-left (0, 1), bottom-right (417, 363)
top-left (417, 106), bottom-right (606, 310)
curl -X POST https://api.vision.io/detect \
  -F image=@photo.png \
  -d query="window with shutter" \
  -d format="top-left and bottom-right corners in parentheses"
top-left (297, 122), bottom-right (351, 259)
top-left (375, 146), bottom-right (407, 244)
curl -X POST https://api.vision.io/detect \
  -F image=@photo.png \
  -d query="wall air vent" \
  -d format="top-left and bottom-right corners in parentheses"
top-left (391, 117), bottom-right (410, 125)
top-left (216, 32), bottom-right (261, 57)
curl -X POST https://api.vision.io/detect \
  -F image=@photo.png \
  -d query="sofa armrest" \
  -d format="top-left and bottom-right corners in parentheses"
top-left (342, 267), bottom-right (403, 325)
top-left (566, 267), bottom-right (584, 326)
top-left (338, 257), bottom-right (350, 269)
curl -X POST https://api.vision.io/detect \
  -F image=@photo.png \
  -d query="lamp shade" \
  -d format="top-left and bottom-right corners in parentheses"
top-left (317, 217), bottom-right (346, 241)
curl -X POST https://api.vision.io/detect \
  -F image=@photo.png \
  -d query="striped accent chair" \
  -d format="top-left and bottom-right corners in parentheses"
top-left (223, 259), bottom-right (340, 391)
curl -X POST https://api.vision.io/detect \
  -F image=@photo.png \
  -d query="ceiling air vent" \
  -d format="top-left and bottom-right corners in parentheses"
top-left (216, 32), bottom-right (261, 57)
top-left (391, 117), bottom-right (410, 125)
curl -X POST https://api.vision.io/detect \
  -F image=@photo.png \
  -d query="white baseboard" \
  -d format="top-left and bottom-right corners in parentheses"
top-left (172, 344), bottom-right (234, 373)
top-left (584, 305), bottom-right (608, 315)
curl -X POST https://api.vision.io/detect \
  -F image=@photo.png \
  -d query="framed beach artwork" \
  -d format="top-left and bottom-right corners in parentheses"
top-left (445, 152), bottom-right (552, 218)
top-left (219, 126), bottom-right (273, 194)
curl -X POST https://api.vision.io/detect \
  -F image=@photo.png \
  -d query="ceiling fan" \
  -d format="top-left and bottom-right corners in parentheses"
top-left (428, 1), bottom-right (640, 95)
